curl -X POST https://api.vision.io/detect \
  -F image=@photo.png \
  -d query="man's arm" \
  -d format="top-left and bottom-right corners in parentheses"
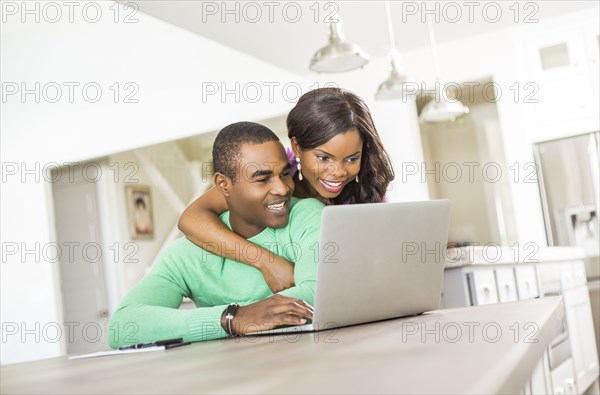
top-left (107, 227), bottom-right (321, 348)
top-left (107, 257), bottom-right (228, 348)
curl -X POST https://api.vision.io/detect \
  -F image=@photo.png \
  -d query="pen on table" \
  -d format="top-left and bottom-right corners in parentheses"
top-left (164, 341), bottom-right (191, 349)
top-left (118, 338), bottom-right (184, 350)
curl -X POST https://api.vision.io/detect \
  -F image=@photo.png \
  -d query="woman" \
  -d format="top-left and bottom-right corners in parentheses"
top-left (178, 87), bottom-right (395, 291)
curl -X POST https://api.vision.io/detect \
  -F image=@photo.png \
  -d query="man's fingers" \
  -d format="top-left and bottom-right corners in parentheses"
top-left (277, 313), bottom-right (307, 325)
top-left (270, 300), bottom-right (313, 320)
top-left (301, 301), bottom-right (314, 313)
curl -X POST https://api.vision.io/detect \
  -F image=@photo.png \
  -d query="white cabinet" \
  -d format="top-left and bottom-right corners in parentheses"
top-left (467, 270), bottom-right (499, 305)
top-left (496, 267), bottom-right (519, 302)
top-left (449, 265), bottom-right (538, 307)
top-left (530, 350), bottom-right (552, 395)
top-left (565, 286), bottom-right (600, 392)
top-left (516, 265), bottom-right (539, 300)
top-left (583, 23), bottom-right (600, 112)
top-left (551, 358), bottom-right (578, 395)
top-left (524, 20), bottom-right (600, 139)
top-left (526, 26), bottom-right (588, 78)
top-left (443, 256), bottom-right (599, 394)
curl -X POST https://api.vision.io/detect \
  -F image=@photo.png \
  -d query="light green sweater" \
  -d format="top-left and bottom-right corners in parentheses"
top-left (108, 198), bottom-right (324, 348)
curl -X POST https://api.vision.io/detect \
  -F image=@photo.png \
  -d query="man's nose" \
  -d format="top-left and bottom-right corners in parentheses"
top-left (271, 176), bottom-right (291, 195)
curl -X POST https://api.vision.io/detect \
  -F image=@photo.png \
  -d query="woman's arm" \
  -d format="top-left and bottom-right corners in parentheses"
top-left (177, 187), bottom-right (295, 292)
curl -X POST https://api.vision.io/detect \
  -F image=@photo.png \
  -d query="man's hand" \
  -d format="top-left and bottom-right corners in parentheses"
top-left (230, 295), bottom-right (313, 335)
top-left (258, 255), bottom-right (295, 293)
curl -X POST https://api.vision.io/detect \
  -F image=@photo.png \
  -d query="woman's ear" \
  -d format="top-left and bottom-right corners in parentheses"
top-left (290, 137), bottom-right (301, 158)
top-left (214, 173), bottom-right (232, 197)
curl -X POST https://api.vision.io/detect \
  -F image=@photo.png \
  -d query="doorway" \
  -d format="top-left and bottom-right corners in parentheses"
top-left (51, 162), bottom-right (110, 354)
top-left (417, 79), bottom-right (518, 246)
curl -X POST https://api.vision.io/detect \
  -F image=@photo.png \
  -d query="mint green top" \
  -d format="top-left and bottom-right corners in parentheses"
top-left (108, 198), bottom-right (324, 349)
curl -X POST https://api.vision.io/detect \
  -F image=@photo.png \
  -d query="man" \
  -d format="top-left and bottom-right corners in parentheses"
top-left (108, 122), bottom-right (323, 348)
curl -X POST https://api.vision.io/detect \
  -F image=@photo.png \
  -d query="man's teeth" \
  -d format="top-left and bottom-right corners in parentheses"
top-left (322, 180), bottom-right (342, 187)
top-left (267, 202), bottom-right (285, 210)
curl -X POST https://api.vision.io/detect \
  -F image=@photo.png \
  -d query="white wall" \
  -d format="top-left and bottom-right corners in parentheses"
top-left (104, 151), bottom-right (180, 294)
top-left (0, 1), bottom-right (310, 365)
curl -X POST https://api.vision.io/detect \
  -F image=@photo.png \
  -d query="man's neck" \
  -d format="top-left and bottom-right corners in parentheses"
top-left (228, 214), bottom-right (265, 239)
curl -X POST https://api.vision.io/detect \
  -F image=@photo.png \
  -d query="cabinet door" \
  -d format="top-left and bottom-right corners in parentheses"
top-left (572, 261), bottom-right (587, 288)
top-left (583, 23), bottom-right (599, 111)
top-left (559, 262), bottom-right (575, 291)
top-left (526, 26), bottom-right (587, 79)
top-left (533, 75), bottom-right (596, 127)
top-left (551, 357), bottom-right (578, 395)
top-left (530, 351), bottom-right (549, 395)
top-left (515, 265), bottom-right (539, 300)
top-left (467, 270), bottom-right (499, 305)
top-left (525, 25), bottom-right (598, 134)
top-left (564, 286), bottom-right (600, 392)
top-left (495, 268), bottom-right (519, 302)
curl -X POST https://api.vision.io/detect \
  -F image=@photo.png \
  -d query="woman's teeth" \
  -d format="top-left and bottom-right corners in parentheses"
top-left (319, 179), bottom-right (344, 192)
top-left (321, 180), bottom-right (342, 187)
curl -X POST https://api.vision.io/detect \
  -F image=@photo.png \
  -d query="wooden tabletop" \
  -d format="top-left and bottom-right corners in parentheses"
top-left (1, 296), bottom-right (563, 394)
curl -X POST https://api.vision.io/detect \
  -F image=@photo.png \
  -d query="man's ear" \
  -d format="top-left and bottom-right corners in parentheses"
top-left (214, 172), bottom-right (232, 197)
top-left (290, 137), bottom-right (301, 158)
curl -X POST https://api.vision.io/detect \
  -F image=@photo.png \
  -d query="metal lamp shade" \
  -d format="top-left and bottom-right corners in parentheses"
top-left (375, 56), bottom-right (419, 100)
top-left (309, 21), bottom-right (369, 73)
top-left (420, 93), bottom-right (470, 122)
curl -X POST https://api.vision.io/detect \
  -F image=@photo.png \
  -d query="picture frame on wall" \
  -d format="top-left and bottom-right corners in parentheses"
top-left (126, 185), bottom-right (154, 239)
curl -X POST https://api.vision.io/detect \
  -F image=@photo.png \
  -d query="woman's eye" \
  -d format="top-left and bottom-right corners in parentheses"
top-left (346, 157), bottom-right (360, 163)
top-left (316, 155), bottom-right (329, 161)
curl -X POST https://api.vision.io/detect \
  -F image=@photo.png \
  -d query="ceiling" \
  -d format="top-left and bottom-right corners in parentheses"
top-left (132, 1), bottom-right (598, 76)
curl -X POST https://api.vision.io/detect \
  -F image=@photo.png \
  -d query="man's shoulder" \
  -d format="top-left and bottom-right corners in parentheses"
top-left (155, 237), bottom-right (203, 262)
top-left (289, 197), bottom-right (325, 216)
top-left (285, 198), bottom-right (325, 232)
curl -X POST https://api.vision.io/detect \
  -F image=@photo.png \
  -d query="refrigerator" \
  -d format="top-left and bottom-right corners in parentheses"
top-left (534, 131), bottom-right (600, 362)
top-left (533, 131), bottom-right (599, 260)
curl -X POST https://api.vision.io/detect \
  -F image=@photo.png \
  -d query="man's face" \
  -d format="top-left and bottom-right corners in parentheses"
top-left (224, 141), bottom-right (295, 239)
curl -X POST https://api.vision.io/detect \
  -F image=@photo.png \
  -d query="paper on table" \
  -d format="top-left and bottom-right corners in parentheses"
top-left (68, 346), bottom-right (166, 360)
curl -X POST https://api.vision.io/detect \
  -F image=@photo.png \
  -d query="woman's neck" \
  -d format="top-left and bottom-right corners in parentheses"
top-left (293, 176), bottom-right (332, 205)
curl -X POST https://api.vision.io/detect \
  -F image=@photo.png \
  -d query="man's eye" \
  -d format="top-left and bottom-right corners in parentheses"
top-left (256, 178), bottom-right (269, 183)
top-left (281, 171), bottom-right (291, 178)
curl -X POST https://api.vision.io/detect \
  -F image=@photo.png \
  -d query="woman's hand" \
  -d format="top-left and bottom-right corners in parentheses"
top-left (231, 295), bottom-right (313, 335)
top-left (258, 255), bottom-right (296, 293)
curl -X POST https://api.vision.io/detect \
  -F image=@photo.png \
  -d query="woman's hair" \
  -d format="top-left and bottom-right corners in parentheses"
top-left (287, 87), bottom-right (395, 204)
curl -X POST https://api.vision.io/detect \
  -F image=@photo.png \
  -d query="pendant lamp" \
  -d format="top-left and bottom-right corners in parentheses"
top-left (419, 19), bottom-right (469, 122)
top-left (375, 1), bottom-right (419, 100)
top-left (309, 18), bottom-right (369, 73)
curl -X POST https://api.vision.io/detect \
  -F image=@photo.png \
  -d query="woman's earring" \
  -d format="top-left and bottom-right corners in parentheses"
top-left (296, 157), bottom-right (303, 181)
top-left (355, 175), bottom-right (359, 183)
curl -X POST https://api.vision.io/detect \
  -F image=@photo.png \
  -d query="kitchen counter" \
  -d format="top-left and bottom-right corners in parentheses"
top-left (444, 245), bottom-right (584, 268)
top-left (1, 297), bottom-right (564, 394)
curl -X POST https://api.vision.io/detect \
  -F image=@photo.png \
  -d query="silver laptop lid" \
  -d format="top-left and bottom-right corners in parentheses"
top-left (312, 200), bottom-right (451, 328)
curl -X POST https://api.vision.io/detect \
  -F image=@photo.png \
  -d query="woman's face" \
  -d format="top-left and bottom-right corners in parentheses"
top-left (292, 127), bottom-right (363, 200)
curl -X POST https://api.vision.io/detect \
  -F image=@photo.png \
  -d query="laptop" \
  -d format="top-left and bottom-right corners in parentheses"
top-left (249, 199), bottom-right (451, 334)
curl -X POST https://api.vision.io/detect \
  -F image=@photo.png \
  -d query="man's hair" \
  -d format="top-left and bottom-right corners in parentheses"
top-left (213, 121), bottom-right (280, 182)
